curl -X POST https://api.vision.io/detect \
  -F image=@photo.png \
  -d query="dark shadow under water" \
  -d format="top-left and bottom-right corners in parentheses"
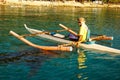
top-left (0, 48), bottom-right (62, 63)
top-left (0, 48), bottom-right (67, 78)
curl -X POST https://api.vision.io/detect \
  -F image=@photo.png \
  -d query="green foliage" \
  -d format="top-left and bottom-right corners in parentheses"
top-left (103, 0), bottom-right (120, 3)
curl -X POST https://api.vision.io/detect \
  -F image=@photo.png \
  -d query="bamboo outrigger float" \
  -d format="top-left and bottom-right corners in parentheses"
top-left (9, 31), bottom-right (73, 51)
top-left (9, 24), bottom-right (120, 54)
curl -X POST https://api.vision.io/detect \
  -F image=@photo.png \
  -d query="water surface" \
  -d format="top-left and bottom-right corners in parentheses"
top-left (0, 5), bottom-right (120, 80)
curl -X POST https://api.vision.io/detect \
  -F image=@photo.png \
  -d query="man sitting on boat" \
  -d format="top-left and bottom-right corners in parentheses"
top-left (69, 17), bottom-right (90, 43)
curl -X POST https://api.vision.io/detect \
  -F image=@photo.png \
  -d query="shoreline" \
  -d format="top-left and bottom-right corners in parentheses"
top-left (0, 1), bottom-right (120, 8)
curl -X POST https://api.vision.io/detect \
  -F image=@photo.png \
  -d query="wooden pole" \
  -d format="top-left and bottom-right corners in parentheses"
top-left (9, 31), bottom-right (73, 51)
top-left (59, 24), bottom-right (113, 41)
top-left (59, 24), bottom-right (78, 36)
top-left (91, 35), bottom-right (113, 41)
top-left (59, 24), bottom-right (81, 48)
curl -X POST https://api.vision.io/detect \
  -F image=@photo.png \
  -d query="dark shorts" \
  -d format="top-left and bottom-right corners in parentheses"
top-left (68, 33), bottom-right (79, 41)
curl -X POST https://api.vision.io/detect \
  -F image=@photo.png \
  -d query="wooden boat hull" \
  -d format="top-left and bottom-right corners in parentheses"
top-left (24, 25), bottom-right (120, 54)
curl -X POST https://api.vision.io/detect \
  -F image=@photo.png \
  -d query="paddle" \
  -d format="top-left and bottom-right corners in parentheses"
top-left (59, 24), bottom-right (78, 36)
top-left (59, 24), bottom-right (113, 41)
top-left (59, 24), bottom-right (82, 49)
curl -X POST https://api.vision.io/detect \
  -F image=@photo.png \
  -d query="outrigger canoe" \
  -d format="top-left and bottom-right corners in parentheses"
top-left (23, 24), bottom-right (120, 54)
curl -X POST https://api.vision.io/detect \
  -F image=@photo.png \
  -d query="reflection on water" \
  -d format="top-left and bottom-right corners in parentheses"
top-left (77, 50), bottom-right (88, 80)
top-left (78, 50), bottom-right (87, 69)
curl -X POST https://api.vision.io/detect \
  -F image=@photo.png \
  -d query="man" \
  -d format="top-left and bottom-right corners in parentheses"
top-left (68, 17), bottom-right (89, 42)
top-left (77, 17), bottom-right (88, 42)
top-left (59, 17), bottom-right (90, 47)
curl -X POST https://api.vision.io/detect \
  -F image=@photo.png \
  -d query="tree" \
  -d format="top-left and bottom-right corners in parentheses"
top-left (76, 0), bottom-right (84, 3)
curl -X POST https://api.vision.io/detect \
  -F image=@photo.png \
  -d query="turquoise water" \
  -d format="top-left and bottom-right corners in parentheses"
top-left (0, 5), bottom-right (120, 80)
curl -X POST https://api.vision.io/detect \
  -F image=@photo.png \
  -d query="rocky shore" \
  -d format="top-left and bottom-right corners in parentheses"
top-left (0, 1), bottom-right (120, 8)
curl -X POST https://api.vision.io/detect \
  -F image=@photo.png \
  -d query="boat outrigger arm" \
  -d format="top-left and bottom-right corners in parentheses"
top-left (9, 31), bottom-right (73, 51)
